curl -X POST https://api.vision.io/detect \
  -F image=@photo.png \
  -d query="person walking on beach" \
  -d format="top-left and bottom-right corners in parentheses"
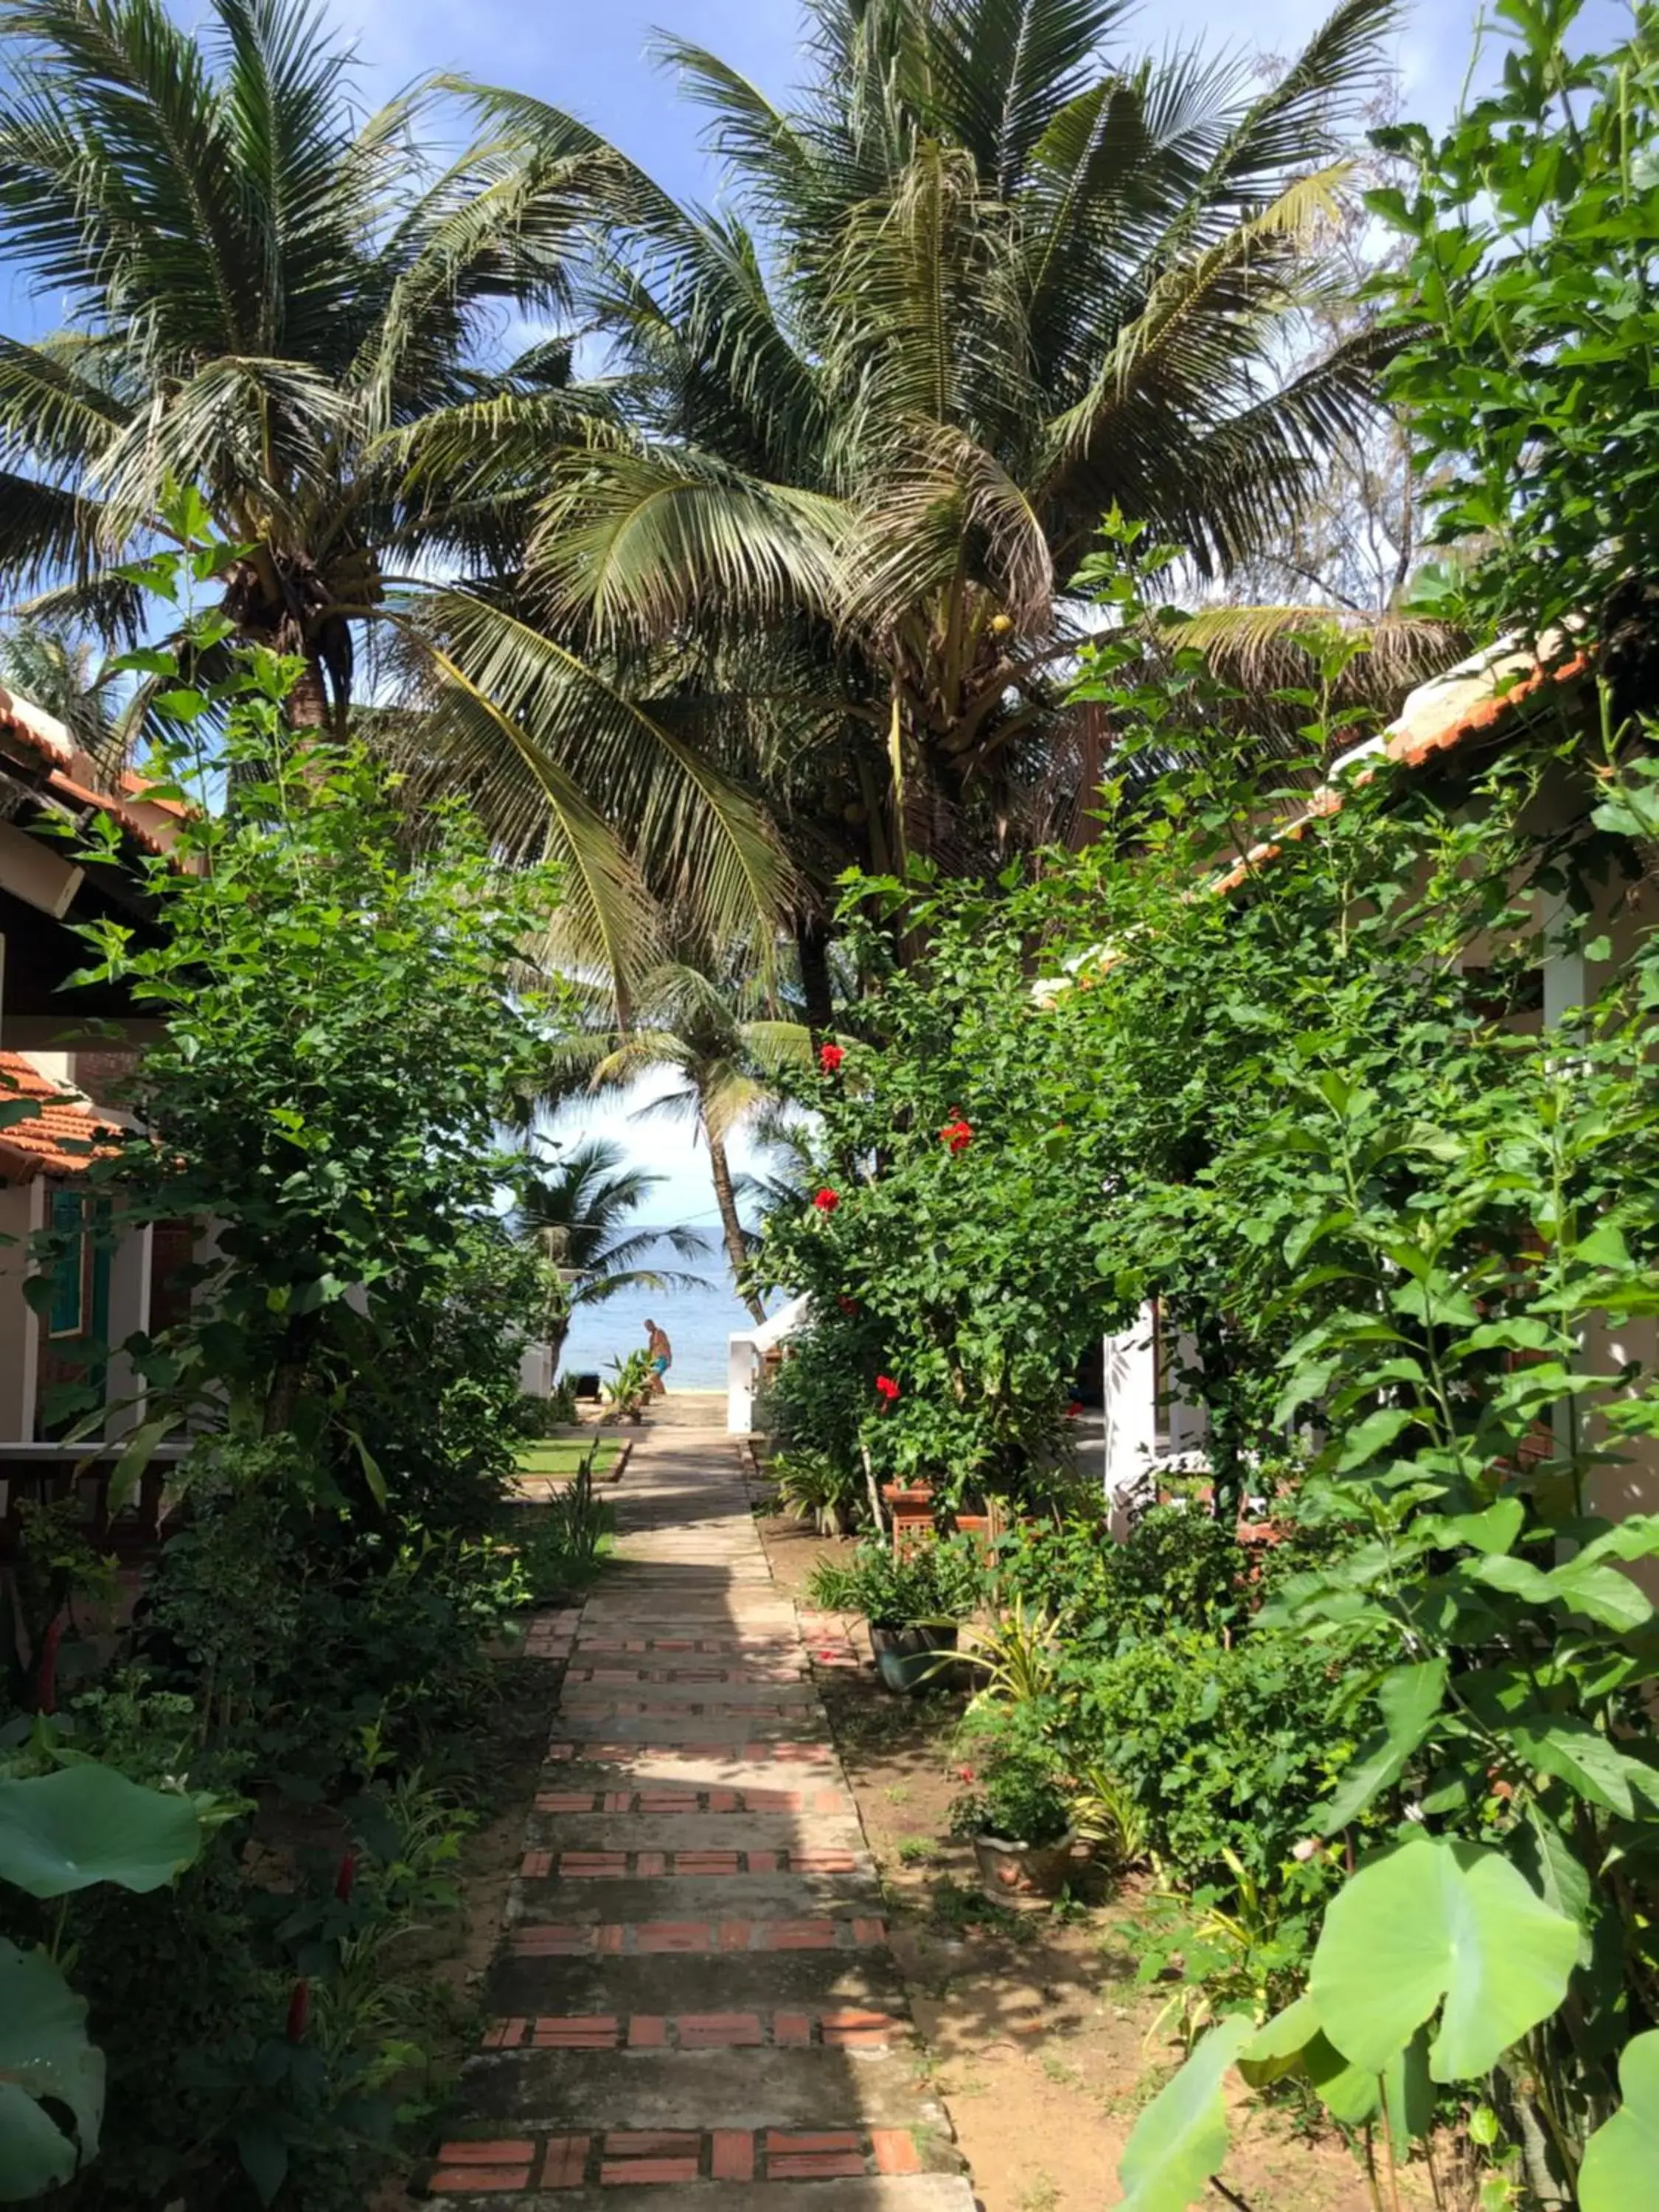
top-left (644, 1318), bottom-right (672, 1397)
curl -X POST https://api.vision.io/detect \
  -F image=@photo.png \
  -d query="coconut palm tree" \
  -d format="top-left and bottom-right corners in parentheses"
top-left (412, 0), bottom-right (1410, 900)
top-left (0, 618), bottom-right (132, 771)
top-left (542, 945), bottom-right (813, 1323)
top-left (512, 1138), bottom-right (709, 1372)
top-left (0, 0), bottom-right (785, 971)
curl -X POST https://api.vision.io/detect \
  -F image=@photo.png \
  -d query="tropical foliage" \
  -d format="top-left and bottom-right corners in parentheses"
top-left (543, 944), bottom-right (810, 1321)
top-left (1, 519), bottom-right (568, 2208)
top-left (0, 0), bottom-right (779, 972)
top-left (415, 0), bottom-right (1411, 912)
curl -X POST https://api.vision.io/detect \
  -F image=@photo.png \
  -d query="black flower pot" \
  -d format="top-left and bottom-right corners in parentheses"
top-left (869, 1621), bottom-right (958, 1695)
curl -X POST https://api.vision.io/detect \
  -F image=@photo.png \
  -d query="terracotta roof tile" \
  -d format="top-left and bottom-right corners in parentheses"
top-left (1034, 634), bottom-right (1594, 1004)
top-left (0, 1053), bottom-right (122, 1183)
top-left (45, 770), bottom-right (169, 855)
top-left (0, 686), bottom-right (186, 859)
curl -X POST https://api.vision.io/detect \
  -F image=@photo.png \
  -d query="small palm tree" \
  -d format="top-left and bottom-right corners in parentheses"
top-left (511, 1138), bottom-right (709, 1372)
top-left (0, 618), bottom-right (133, 773)
top-left (545, 950), bottom-right (813, 1324)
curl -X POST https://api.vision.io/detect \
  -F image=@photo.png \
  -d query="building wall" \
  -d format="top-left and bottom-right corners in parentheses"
top-left (0, 1178), bottom-right (45, 1441)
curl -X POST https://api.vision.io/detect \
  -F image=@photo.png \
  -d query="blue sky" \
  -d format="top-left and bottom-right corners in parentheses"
top-left (313, 0), bottom-right (1635, 195)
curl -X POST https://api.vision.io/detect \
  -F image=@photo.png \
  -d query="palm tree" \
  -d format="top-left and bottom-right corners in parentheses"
top-left (547, 949), bottom-right (813, 1324)
top-left (0, 618), bottom-right (133, 772)
top-left (414, 0), bottom-right (1408, 905)
top-left (512, 1138), bottom-right (709, 1372)
top-left (0, 0), bottom-right (785, 971)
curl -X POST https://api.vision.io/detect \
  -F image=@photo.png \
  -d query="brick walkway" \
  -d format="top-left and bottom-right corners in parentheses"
top-left (428, 1430), bottom-right (974, 2210)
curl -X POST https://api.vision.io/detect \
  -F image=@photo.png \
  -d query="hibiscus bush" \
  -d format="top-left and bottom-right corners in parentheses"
top-left (759, 881), bottom-right (1130, 1507)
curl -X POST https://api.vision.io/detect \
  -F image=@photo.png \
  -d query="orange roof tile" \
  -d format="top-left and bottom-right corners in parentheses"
top-left (1035, 633), bottom-right (1595, 1002)
top-left (0, 686), bottom-right (186, 859)
top-left (0, 1053), bottom-right (122, 1183)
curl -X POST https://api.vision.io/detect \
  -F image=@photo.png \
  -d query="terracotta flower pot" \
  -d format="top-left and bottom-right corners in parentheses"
top-left (971, 1827), bottom-right (1077, 1902)
top-left (882, 1481), bottom-right (935, 1512)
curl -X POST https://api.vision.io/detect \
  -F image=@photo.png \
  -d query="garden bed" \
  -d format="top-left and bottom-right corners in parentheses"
top-left (751, 1503), bottom-right (1435, 2212)
top-left (368, 1627), bottom-right (573, 2209)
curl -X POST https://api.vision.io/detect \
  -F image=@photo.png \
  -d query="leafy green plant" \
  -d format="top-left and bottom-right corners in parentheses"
top-left (509, 1453), bottom-right (614, 1601)
top-left (1375, 0), bottom-right (1659, 644)
top-left (955, 1602), bottom-right (1064, 1719)
top-left (0, 1498), bottom-right (118, 1714)
top-left (804, 1537), bottom-right (982, 1627)
top-left (1068, 1763), bottom-right (1149, 1874)
top-left (769, 1450), bottom-right (867, 1536)
top-left (0, 1762), bottom-right (211, 2198)
top-left (1068, 1630), bottom-right (1371, 1887)
top-left (1116, 1832), bottom-right (1587, 2210)
top-left (949, 1742), bottom-right (1071, 1849)
top-left (601, 1350), bottom-right (655, 1423)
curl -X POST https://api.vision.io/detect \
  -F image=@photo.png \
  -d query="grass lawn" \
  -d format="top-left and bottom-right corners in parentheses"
top-left (512, 1436), bottom-right (622, 1480)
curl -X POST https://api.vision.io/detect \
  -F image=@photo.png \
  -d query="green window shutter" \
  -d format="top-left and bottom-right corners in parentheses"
top-left (48, 1189), bottom-right (88, 1337)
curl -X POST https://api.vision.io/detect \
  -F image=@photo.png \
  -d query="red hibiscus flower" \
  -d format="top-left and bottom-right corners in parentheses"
top-left (875, 1374), bottom-right (901, 1402)
top-left (838, 1294), bottom-right (859, 1315)
top-left (818, 1042), bottom-right (845, 1074)
top-left (939, 1116), bottom-right (973, 1154)
top-left (813, 1187), bottom-right (841, 1213)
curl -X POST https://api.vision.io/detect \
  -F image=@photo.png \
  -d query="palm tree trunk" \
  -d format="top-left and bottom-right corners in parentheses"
top-left (287, 650), bottom-right (329, 730)
top-left (795, 913), bottom-right (835, 1035)
top-left (705, 1121), bottom-right (765, 1326)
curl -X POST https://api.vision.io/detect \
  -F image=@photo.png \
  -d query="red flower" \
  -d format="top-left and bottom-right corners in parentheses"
top-left (813, 1187), bottom-right (841, 1213)
top-left (334, 1851), bottom-right (357, 1903)
top-left (939, 1116), bottom-right (973, 1155)
top-left (818, 1042), bottom-right (845, 1074)
top-left (1065, 1401), bottom-right (1083, 1419)
top-left (838, 1295), bottom-right (859, 1315)
top-left (956, 1764), bottom-right (976, 1784)
top-left (875, 1374), bottom-right (900, 1402)
top-left (286, 1980), bottom-right (310, 2042)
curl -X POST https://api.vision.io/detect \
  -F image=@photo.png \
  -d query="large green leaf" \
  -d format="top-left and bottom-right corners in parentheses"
top-left (1116, 2014), bottom-right (1254, 2212)
top-left (1310, 1834), bottom-right (1577, 2082)
top-left (1319, 1658), bottom-right (1447, 1832)
top-left (1579, 2031), bottom-right (1659, 2212)
top-left (1241, 1994), bottom-right (1431, 2157)
top-left (1508, 1718), bottom-right (1659, 1819)
top-left (0, 1940), bottom-right (103, 2200)
top-left (0, 1767), bottom-right (201, 1899)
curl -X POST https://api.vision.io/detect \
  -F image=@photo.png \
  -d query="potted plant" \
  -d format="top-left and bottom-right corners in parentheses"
top-left (950, 1743), bottom-right (1077, 1900)
top-left (805, 1537), bottom-right (981, 1694)
top-left (601, 1349), bottom-right (654, 1424)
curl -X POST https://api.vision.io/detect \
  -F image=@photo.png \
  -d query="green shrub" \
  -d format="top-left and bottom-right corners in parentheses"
top-left (805, 1535), bottom-right (983, 1625)
top-left (1069, 1630), bottom-right (1371, 1885)
top-left (992, 1504), bottom-right (1255, 1646)
top-left (950, 1735), bottom-right (1072, 1847)
top-left (769, 1450), bottom-right (869, 1535)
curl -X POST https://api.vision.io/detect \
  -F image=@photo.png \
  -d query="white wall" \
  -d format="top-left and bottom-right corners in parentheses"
top-left (0, 1178), bottom-right (45, 1441)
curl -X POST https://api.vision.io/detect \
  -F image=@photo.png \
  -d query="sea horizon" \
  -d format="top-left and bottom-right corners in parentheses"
top-left (557, 1228), bottom-right (788, 1391)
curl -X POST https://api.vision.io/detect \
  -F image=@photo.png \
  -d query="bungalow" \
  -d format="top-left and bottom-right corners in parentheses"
top-left (1079, 630), bottom-right (1659, 1561)
top-left (0, 686), bottom-right (195, 1515)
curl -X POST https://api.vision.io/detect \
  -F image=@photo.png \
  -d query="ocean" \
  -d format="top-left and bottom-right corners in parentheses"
top-left (558, 1231), bottom-right (779, 1389)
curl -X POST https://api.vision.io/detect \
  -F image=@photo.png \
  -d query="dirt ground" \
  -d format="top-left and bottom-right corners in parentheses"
top-left (755, 1503), bottom-right (1437, 2212)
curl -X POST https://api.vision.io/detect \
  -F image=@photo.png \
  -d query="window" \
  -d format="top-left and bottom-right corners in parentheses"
top-left (46, 1188), bottom-right (91, 1338)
